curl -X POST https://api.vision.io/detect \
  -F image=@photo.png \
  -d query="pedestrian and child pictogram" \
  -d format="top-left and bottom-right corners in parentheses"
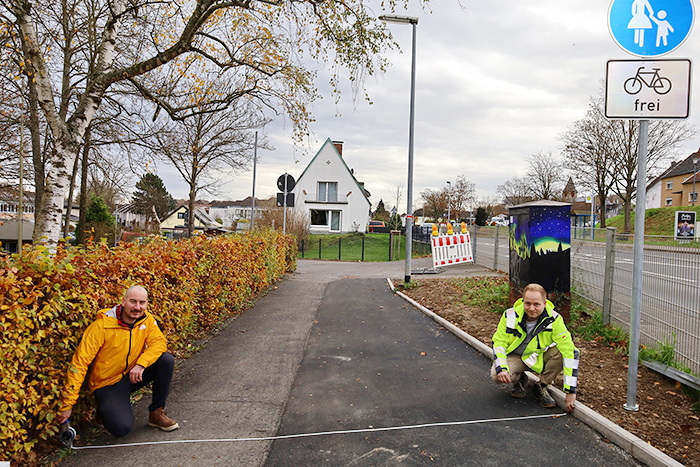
top-left (609, 0), bottom-right (695, 57)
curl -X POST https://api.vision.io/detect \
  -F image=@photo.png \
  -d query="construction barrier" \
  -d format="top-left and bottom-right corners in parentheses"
top-left (431, 232), bottom-right (473, 268)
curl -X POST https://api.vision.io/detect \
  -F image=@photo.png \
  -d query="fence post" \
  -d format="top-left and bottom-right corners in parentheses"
top-left (493, 225), bottom-right (500, 271)
top-left (338, 237), bottom-right (342, 260)
top-left (602, 226), bottom-right (617, 325)
top-left (362, 234), bottom-right (365, 262)
top-left (471, 223), bottom-right (477, 262)
top-left (301, 240), bottom-right (305, 259)
top-left (318, 238), bottom-right (322, 259)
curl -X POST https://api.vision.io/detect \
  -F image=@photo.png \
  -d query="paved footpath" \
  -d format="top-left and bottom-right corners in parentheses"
top-left (62, 259), bottom-right (640, 466)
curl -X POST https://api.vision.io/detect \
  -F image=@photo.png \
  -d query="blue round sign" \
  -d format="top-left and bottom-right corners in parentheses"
top-left (609, 0), bottom-right (695, 57)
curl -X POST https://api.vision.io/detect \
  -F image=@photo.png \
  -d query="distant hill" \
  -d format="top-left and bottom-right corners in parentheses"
top-left (604, 206), bottom-right (700, 236)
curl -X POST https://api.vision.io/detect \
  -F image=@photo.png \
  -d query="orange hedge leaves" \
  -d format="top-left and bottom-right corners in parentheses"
top-left (0, 230), bottom-right (296, 462)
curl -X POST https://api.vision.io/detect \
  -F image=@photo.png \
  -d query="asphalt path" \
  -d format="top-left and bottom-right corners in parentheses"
top-left (60, 259), bottom-right (640, 466)
top-left (264, 278), bottom-right (638, 466)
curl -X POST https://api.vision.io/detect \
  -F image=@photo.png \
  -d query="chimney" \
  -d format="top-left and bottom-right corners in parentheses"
top-left (332, 140), bottom-right (343, 156)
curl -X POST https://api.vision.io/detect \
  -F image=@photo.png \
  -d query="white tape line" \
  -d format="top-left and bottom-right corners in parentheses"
top-left (72, 413), bottom-right (567, 450)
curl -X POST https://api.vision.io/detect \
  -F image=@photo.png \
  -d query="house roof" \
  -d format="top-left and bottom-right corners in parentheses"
top-left (162, 204), bottom-right (224, 228)
top-left (295, 138), bottom-right (371, 204)
top-left (648, 148), bottom-right (700, 189)
top-left (0, 220), bottom-right (34, 241)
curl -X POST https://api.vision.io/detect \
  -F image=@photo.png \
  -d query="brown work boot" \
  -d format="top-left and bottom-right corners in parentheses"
top-left (148, 408), bottom-right (179, 432)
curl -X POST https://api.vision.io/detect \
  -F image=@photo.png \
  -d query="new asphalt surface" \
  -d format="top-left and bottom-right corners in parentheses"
top-left (61, 258), bottom-right (643, 466)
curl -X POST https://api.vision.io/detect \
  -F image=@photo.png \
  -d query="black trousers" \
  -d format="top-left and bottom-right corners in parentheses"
top-left (94, 352), bottom-right (174, 437)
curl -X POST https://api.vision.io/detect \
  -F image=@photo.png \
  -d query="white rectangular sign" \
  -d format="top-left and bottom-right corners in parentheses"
top-left (605, 59), bottom-right (691, 119)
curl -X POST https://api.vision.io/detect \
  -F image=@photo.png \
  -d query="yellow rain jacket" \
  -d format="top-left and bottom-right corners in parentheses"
top-left (59, 306), bottom-right (167, 411)
top-left (492, 298), bottom-right (580, 393)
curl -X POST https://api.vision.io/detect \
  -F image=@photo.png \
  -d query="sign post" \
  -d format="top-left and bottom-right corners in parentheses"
top-left (276, 173), bottom-right (296, 235)
top-left (607, 0), bottom-right (694, 412)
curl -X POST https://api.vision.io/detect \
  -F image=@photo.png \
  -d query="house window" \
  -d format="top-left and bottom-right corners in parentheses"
top-left (317, 182), bottom-right (338, 202)
top-left (311, 209), bottom-right (328, 226)
top-left (310, 210), bottom-right (340, 231)
top-left (177, 212), bottom-right (187, 220)
top-left (665, 198), bottom-right (673, 206)
top-left (689, 192), bottom-right (698, 203)
top-left (666, 181), bottom-right (673, 190)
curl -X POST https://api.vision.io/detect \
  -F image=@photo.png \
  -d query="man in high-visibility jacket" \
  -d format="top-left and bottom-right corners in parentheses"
top-left (491, 283), bottom-right (579, 411)
top-left (57, 285), bottom-right (178, 436)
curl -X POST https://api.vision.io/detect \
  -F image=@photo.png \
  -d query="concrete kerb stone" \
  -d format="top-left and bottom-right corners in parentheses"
top-left (386, 278), bottom-right (683, 467)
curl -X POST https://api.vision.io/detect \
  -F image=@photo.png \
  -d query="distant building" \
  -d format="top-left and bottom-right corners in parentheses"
top-left (0, 220), bottom-right (33, 253)
top-left (160, 205), bottom-right (228, 239)
top-left (0, 188), bottom-right (35, 222)
top-left (207, 197), bottom-right (268, 228)
top-left (646, 148), bottom-right (700, 208)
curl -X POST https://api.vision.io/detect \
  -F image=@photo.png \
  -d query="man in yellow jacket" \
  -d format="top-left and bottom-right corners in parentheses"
top-left (491, 283), bottom-right (579, 412)
top-left (57, 286), bottom-right (178, 437)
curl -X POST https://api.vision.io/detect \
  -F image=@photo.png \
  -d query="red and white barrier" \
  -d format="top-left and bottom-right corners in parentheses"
top-left (431, 232), bottom-right (474, 268)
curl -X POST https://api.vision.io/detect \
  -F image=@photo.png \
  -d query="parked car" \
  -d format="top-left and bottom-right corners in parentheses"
top-left (368, 220), bottom-right (386, 232)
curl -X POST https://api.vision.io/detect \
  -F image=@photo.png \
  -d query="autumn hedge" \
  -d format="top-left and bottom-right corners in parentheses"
top-left (0, 230), bottom-right (296, 463)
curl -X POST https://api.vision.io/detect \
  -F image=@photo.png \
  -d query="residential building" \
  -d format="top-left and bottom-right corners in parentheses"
top-left (160, 204), bottom-right (227, 239)
top-left (647, 149), bottom-right (700, 208)
top-left (0, 220), bottom-right (33, 253)
top-left (207, 197), bottom-right (268, 229)
top-left (0, 188), bottom-right (35, 222)
top-left (292, 139), bottom-right (372, 234)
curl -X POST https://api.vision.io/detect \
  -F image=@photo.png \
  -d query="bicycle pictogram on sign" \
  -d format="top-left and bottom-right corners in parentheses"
top-left (623, 66), bottom-right (672, 95)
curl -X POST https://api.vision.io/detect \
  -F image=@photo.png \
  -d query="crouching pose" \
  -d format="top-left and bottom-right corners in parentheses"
top-left (491, 283), bottom-right (579, 412)
top-left (57, 286), bottom-right (178, 437)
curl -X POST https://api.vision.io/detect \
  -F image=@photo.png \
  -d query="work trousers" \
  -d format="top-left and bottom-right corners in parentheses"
top-left (94, 352), bottom-right (174, 437)
top-left (491, 346), bottom-right (563, 386)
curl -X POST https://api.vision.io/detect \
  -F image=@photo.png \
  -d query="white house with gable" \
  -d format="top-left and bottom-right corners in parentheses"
top-left (293, 139), bottom-right (371, 234)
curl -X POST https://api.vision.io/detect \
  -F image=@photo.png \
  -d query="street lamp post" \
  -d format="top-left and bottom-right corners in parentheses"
top-left (693, 156), bottom-right (699, 206)
top-left (379, 14), bottom-right (418, 284)
top-left (446, 180), bottom-right (451, 224)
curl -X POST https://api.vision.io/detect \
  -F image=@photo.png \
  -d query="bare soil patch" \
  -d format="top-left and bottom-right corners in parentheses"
top-left (400, 278), bottom-right (699, 466)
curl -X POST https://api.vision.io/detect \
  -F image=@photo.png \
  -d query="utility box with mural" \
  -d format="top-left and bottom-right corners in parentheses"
top-left (508, 200), bottom-right (572, 321)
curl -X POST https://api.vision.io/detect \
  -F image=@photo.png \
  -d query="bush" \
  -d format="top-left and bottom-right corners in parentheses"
top-left (0, 229), bottom-right (295, 463)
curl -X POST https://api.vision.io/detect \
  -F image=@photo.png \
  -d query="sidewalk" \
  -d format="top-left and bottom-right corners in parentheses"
top-left (62, 260), bottom-right (645, 466)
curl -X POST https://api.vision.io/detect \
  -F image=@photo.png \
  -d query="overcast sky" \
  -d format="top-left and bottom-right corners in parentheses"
top-left (158, 0), bottom-right (700, 212)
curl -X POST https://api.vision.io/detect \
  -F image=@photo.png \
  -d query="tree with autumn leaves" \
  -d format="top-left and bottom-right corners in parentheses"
top-left (1, 0), bottom-right (430, 246)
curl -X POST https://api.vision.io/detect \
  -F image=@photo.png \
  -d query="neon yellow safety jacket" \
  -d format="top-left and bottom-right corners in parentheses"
top-left (59, 306), bottom-right (168, 411)
top-left (492, 298), bottom-right (579, 393)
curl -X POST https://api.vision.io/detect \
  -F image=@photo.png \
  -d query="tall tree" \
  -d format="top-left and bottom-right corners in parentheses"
top-left (447, 175), bottom-right (476, 220)
top-left (149, 105), bottom-right (266, 237)
top-left (561, 97), bottom-right (616, 228)
top-left (84, 193), bottom-right (116, 242)
top-left (561, 95), bottom-right (695, 232)
top-left (131, 173), bottom-right (176, 230)
top-left (421, 175), bottom-right (476, 221)
top-left (526, 151), bottom-right (566, 201)
top-left (3, 0), bottom-right (430, 245)
top-left (496, 176), bottom-right (533, 206)
top-left (374, 199), bottom-right (390, 222)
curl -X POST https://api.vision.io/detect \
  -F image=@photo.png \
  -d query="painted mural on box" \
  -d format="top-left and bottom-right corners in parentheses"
top-left (509, 205), bottom-right (571, 293)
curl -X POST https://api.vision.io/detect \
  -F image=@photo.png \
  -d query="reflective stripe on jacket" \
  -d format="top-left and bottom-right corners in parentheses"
top-left (492, 298), bottom-right (579, 393)
top-left (59, 306), bottom-right (168, 411)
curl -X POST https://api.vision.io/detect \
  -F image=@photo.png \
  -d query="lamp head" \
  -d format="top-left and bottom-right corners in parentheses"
top-left (379, 14), bottom-right (419, 25)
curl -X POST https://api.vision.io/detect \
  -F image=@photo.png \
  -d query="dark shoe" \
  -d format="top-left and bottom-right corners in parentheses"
top-left (148, 408), bottom-right (179, 432)
top-left (534, 383), bottom-right (556, 408)
top-left (510, 380), bottom-right (526, 398)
